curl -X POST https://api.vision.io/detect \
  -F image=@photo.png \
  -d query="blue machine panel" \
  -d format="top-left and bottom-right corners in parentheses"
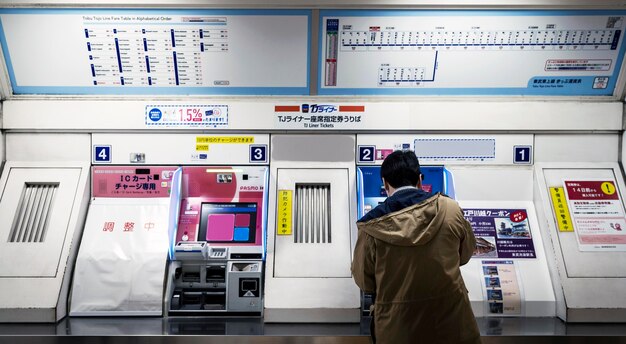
top-left (357, 165), bottom-right (453, 218)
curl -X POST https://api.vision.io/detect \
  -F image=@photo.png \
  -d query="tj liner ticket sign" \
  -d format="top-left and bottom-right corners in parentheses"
top-left (564, 179), bottom-right (626, 251)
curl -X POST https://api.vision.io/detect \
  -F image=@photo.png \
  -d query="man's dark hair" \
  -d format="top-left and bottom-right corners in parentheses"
top-left (380, 150), bottom-right (421, 188)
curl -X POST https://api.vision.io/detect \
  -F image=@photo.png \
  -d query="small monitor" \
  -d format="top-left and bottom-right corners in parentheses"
top-left (198, 202), bottom-right (257, 244)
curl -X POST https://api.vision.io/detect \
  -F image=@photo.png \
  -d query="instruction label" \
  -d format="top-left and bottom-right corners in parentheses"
top-left (196, 136), bottom-right (254, 144)
top-left (277, 190), bottom-right (293, 235)
top-left (550, 187), bottom-right (574, 232)
top-left (564, 179), bottom-right (626, 251)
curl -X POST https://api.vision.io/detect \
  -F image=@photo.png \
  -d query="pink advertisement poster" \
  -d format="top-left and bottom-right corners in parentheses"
top-left (92, 166), bottom-right (176, 198)
top-left (564, 179), bottom-right (626, 251)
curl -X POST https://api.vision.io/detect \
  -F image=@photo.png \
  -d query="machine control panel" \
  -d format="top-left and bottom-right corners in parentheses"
top-left (209, 247), bottom-right (228, 259)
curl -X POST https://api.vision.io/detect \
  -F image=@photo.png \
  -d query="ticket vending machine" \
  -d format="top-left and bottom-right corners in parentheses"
top-left (357, 134), bottom-right (556, 318)
top-left (264, 135), bottom-right (360, 323)
top-left (69, 166), bottom-right (178, 316)
top-left (535, 162), bottom-right (626, 322)
top-left (357, 165), bottom-right (454, 215)
top-left (166, 165), bottom-right (268, 315)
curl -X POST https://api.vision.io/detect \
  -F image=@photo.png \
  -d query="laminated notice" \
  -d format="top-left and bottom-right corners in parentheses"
top-left (277, 190), bottom-right (292, 235)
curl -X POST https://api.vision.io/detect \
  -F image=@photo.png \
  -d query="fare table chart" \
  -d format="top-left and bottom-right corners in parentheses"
top-left (0, 9), bottom-right (310, 95)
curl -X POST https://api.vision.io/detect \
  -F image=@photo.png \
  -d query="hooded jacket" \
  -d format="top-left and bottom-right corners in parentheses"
top-left (352, 188), bottom-right (480, 344)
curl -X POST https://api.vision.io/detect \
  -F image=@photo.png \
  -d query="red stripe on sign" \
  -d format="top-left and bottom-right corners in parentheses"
top-left (275, 105), bottom-right (300, 112)
top-left (339, 105), bottom-right (365, 112)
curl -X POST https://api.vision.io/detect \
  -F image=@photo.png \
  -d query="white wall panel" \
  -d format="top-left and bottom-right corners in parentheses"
top-left (535, 134), bottom-right (619, 163)
top-left (92, 133), bottom-right (269, 165)
top-left (2, 100), bottom-right (622, 132)
top-left (6, 133), bottom-right (90, 162)
top-left (450, 166), bottom-right (534, 202)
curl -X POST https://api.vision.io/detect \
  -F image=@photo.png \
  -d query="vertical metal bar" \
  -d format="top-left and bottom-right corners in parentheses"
top-left (12, 185), bottom-right (33, 242)
top-left (299, 185), bottom-right (304, 243)
top-left (25, 185), bottom-right (43, 242)
top-left (327, 185), bottom-right (332, 243)
top-left (306, 185), bottom-right (313, 243)
top-left (36, 186), bottom-right (56, 242)
top-left (305, 186), bottom-right (310, 243)
top-left (312, 186), bottom-right (316, 243)
top-left (31, 186), bottom-right (50, 243)
top-left (21, 185), bottom-right (40, 242)
top-left (322, 186), bottom-right (327, 243)
top-left (316, 186), bottom-right (321, 243)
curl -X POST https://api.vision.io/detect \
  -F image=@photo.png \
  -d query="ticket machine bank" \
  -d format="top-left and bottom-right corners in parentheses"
top-left (0, 5), bottom-right (626, 339)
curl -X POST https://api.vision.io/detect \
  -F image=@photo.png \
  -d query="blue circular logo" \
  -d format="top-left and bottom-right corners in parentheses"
top-left (149, 108), bottom-right (162, 122)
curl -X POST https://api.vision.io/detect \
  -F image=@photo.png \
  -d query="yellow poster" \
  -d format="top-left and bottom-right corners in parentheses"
top-left (277, 190), bottom-right (292, 235)
top-left (550, 187), bottom-right (573, 232)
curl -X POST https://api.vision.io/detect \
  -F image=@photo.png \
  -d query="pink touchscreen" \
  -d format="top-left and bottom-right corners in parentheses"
top-left (206, 214), bottom-right (235, 241)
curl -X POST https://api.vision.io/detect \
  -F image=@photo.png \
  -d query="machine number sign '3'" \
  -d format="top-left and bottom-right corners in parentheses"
top-left (93, 145), bottom-right (112, 163)
top-left (249, 144), bottom-right (268, 163)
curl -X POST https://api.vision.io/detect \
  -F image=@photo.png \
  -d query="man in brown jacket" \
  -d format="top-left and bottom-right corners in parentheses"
top-left (352, 150), bottom-right (481, 344)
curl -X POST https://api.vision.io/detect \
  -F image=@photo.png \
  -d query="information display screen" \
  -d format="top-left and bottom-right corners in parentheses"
top-left (198, 202), bottom-right (257, 244)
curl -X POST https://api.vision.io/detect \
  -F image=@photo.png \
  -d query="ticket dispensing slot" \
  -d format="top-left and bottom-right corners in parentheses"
top-left (167, 166), bottom-right (267, 316)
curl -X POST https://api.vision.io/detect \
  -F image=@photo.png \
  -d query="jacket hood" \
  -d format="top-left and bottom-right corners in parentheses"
top-left (357, 193), bottom-right (445, 247)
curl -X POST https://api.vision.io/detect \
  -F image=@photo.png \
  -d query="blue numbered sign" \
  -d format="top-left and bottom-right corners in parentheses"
top-left (513, 146), bottom-right (532, 164)
top-left (358, 146), bottom-right (376, 163)
top-left (250, 144), bottom-right (268, 163)
top-left (93, 145), bottom-right (112, 163)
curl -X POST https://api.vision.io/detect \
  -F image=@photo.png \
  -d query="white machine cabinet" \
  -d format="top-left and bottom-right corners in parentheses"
top-left (265, 135), bottom-right (360, 323)
top-left (0, 162), bottom-right (89, 322)
top-left (535, 163), bottom-right (626, 322)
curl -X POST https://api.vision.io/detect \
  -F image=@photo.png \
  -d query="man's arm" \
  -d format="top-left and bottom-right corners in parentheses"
top-left (351, 228), bottom-right (376, 293)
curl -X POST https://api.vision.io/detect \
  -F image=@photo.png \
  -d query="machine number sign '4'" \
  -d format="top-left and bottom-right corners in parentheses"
top-left (93, 145), bottom-right (112, 163)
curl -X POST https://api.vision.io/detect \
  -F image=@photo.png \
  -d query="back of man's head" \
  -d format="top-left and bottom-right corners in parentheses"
top-left (380, 150), bottom-right (421, 188)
